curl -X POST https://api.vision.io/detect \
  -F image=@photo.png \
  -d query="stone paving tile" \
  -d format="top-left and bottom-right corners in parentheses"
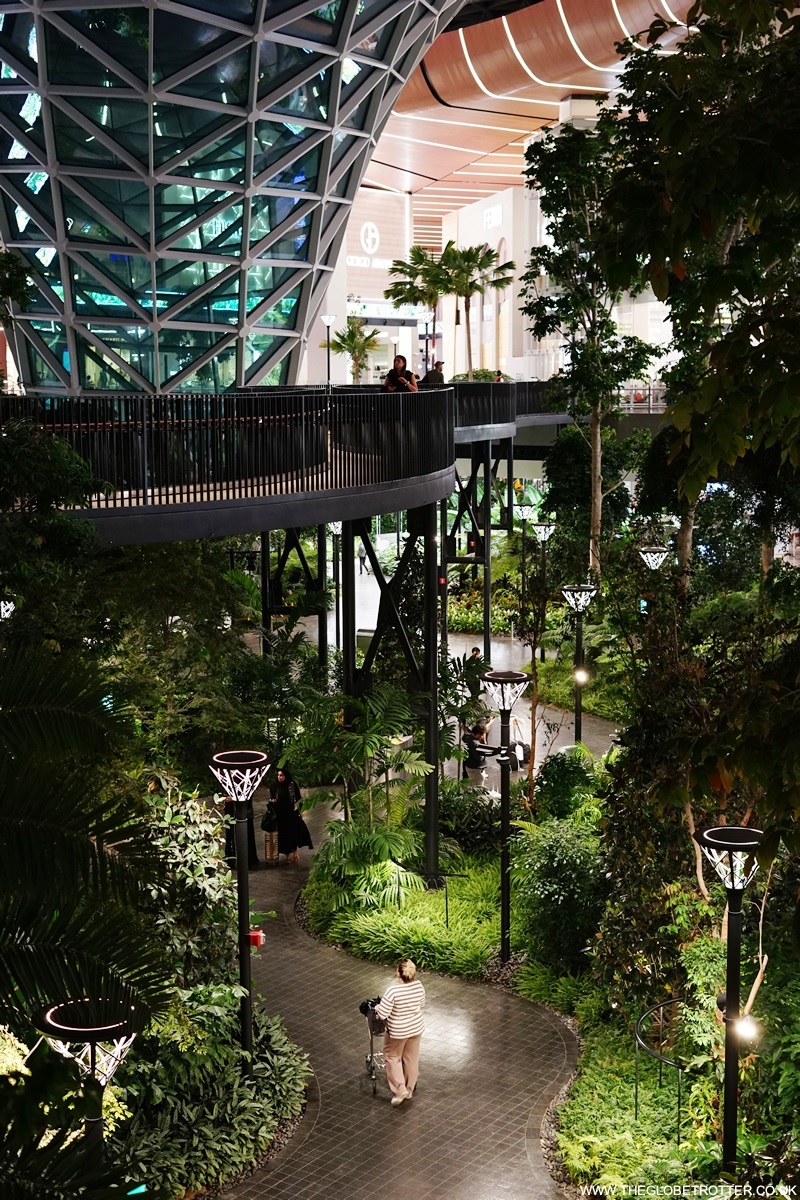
top-left (222, 802), bottom-right (578, 1200)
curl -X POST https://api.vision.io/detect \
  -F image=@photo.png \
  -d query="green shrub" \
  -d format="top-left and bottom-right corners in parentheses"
top-left (533, 747), bottom-right (599, 819)
top-left (303, 878), bottom-right (341, 935)
top-left (513, 820), bottom-right (605, 971)
top-left (537, 655), bottom-right (628, 724)
top-left (430, 775), bottom-right (527, 854)
top-left (447, 589), bottom-right (518, 635)
top-left (109, 985), bottom-right (310, 1198)
top-left (513, 959), bottom-right (605, 1022)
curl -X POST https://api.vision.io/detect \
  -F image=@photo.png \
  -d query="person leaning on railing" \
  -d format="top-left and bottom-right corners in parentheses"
top-left (383, 354), bottom-right (418, 392)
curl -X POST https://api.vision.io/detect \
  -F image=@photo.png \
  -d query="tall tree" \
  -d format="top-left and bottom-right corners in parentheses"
top-left (438, 242), bottom-right (516, 381)
top-left (384, 245), bottom-right (441, 366)
top-left (521, 121), bottom-right (655, 580)
top-left (328, 316), bottom-right (381, 384)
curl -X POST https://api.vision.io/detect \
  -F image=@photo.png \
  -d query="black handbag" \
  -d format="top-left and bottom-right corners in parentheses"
top-left (260, 802), bottom-right (277, 833)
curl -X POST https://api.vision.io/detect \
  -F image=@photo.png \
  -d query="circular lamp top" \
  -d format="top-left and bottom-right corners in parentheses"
top-left (320, 313), bottom-right (336, 327)
top-left (696, 825), bottom-right (763, 892)
top-left (639, 546), bottom-right (669, 570)
top-left (562, 584), bottom-right (597, 613)
top-left (481, 669), bottom-right (528, 712)
top-left (209, 749), bottom-right (271, 805)
top-left (532, 522), bottom-right (556, 544)
top-left (516, 503), bottom-right (537, 520)
top-left (38, 997), bottom-right (135, 1043)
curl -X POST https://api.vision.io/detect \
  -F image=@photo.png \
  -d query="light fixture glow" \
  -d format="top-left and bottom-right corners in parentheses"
top-left (639, 545), bottom-right (669, 570)
top-left (500, 15), bottom-right (608, 92)
top-left (320, 313), bottom-right (336, 328)
top-left (735, 1015), bottom-right (759, 1041)
top-left (458, 29), bottom-right (560, 107)
top-left (573, 666), bottom-right (590, 686)
top-left (562, 584), bottom-right (597, 613)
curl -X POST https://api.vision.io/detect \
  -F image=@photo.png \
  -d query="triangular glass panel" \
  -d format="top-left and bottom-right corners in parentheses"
top-left (244, 262), bottom-right (295, 312)
top-left (244, 332), bottom-right (279, 370)
top-left (154, 258), bottom-right (228, 313)
top-left (81, 251), bottom-right (152, 299)
top-left (69, 96), bottom-right (149, 164)
top-left (249, 194), bottom-right (304, 248)
top-left (258, 218), bottom-right (311, 262)
top-left (27, 342), bottom-right (65, 389)
top-left (153, 182), bottom-right (233, 241)
top-left (349, 18), bottom-right (395, 59)
top-left (331, 130), bottom-right (358, 170)
top-left (29, 318), bottom-right (70, 383)
top-left (251, 360), bottom-right (287, 387)
top-left (60, 186), bottom-right (138, 245)
top-left (20, 247), bottom-right (64, 299)
top-left (71, 176), bottom-right (150, 238)
top-left (256, 285), bottom-right (300, 329)
top-left (170, 0), bottom-right (255, 20)
top-left (152, 13), bottom-right (237, 82)
top-left (43, 21), bottom-right (132, 87)
top-left (268, 68), bottom-right (331, 122)
top-left (2, 191), bottom-right (47, 240)
top-left (0, 91), bottom-right (46, 152)
top-left (263, 146), bottom-right (321, 192)
top-left (49, 106), bottom-right (127, 167)
top-left (171, 47), bottom-right (251, 106)
top-left (70, 256), bottom-right (141, 318)
top-left (76, 329), bottom-right (146, 391)
top-left (278, 2), bottom-right (343, 49)
top-left (0, 12), bottom-right (39, 75)
top-left (253, 120), bottom-right (315, 178)
top-left (168, 338), bottom-right (238, 392)
top-left (152, 103), bottom-right (237, 168)
top-left (172, 202), bottom-right (243, 253)
top-left (60, 10), bottom-right (149, 82)
top-left (172, 129), bottom-right (247, 183)
top-left (177, 274), bottom-right (240, 324)
top-left (341, 95), bottom-right (373, 132)
top-left (331, 164), bottom-right (355, 198)
top-left (258, 43), bottom-right (321, 103)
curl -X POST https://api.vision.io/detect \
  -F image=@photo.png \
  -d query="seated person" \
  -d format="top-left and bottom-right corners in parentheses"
top-left (420, 360), bottom-right (446, 387)
top-left (463, 722), bottom-right (496, 784)
top-left (383, 354), bottom-right (419, 392)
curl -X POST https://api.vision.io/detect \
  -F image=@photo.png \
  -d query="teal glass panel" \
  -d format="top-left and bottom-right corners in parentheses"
top-left (264, 146), bottom-right (321, 191)
top-left (0, 13), bottom-right (38, 74)
top-left (0, 92), bottom-right (46, 152)
top-left (152, 104), bottom-right (235, 168)
top-left (76, 330), bottom-right (145, 391)
top-left (60, 187), bottom-right (136, 244)
top-left (73, 177), bottom-right (151, 237)
top-left (331, 131), bottom-right (357, 169)
top-left (71, 257), bottom-right (141, 317)
top-left (2, 192), bottom-right (48, 240)
top-left (82, 252), bottom-right (152, 298)
top-left (352, 0), bottom-right (398, 34)
top-left (178, 274), bottom-right (240, 324)
top-left (62, 10), bottom-right (149, 82)
top-left (341, 94), bottom-right (372, 131)
top-left (269, 69), bottom-right (331, 122)
top-left (152, 14), bottom-right (237, 83)
top-left (43, 21), bottom-right (131, 87)
top-left (154, 258), bottom-right (228, 311)
top-left (28, 343), bottom-right (64, 389)
top-left (256, 285), bottom-right (300, 329)
top-left (257, 220), bottom-right (310, 261)
top-left (86, 323), bottom-right (153, 383)
top-left (172, 203), bottom-right (243, 253)
top-left (153, 183), bottom-right (233, 241)
top-left (258, 361), bottom-right (288, 386)
top-left (172, 47), bottom-right (250, 106)
top-left (172, 130), bottom-right (246, 183)
top-left (171, 0), bottom-right (255, 19)
top-left (257, 43), bottom-right (319, 102)
top-left (244, 332), bottom-right (278, 370)
top-left (253, 121), bottom-right (314, 178)
top-left (244, 262), bottom-right (294, 312)
top-left (20, 247), bottom-right (63, 297)
top-left (50, 108), bottom-right (127, 167)
top-left (70, 97), bottom-right (149, 164)
top-left (29, 319), bottom-right (68, 385)
top-left (249, 195), bottom-right (304, 248)
top-left (162, 332), bottom-right (236, 390)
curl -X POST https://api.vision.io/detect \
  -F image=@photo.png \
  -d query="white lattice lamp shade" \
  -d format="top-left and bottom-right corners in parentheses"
top-left (639, 546), bottom-right (669, 570)
top-left (321, 314), bottom-right (336, 328)
top-left (38, 998), bottom-right (137, 1086)
top-left (329, 521), bottom-right (342, 535)
top-left (696, 826), bottom-right (762, 893)
top-left (481, 670), bottom-right (528, 713)
top-left (516, 503), bottom-right (537, 521)
top-left (209, 750), bottom-right (270, 805)
top-left (561, 584), bottom-right (597, 613)
top-left (532, 522), bottom-right (556, 544)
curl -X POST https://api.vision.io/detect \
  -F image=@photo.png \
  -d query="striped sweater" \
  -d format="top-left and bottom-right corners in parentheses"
top-left (375, 979), bottom-right (426, 1038)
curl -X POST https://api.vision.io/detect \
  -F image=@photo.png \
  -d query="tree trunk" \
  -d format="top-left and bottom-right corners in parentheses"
top-left (464, 295), bottom-right (473, 381)
top-left (527, 653), bottom-right (539, 808)
top-left (589, 404), bottom-right (602, 580)
top-left (761, 524), bottom-right (774, 578)
top-left (676, 501), bottom-right (696, 596)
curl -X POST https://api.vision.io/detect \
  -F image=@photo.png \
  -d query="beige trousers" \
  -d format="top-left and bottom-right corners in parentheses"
top-left (383, 1032), bottom-right (422, 1097)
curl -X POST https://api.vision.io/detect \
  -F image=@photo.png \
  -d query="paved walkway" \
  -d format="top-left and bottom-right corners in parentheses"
top-left (223, 801), bottom-right (579, 1200)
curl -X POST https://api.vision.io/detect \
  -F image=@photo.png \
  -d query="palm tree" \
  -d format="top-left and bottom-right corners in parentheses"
top-left (384, 245), bottom-right (441, 369)
top-left (327, 316), bottom-right (381, 384)
top-left (438, 242), bottom-right (516, 380)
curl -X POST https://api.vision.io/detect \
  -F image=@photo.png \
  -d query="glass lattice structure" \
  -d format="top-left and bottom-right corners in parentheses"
top-left (0, 0), bottom-right (461, 393)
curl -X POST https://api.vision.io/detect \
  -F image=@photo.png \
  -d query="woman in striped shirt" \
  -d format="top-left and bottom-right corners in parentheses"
top-left (375, 958), bottom-right (426, 1106)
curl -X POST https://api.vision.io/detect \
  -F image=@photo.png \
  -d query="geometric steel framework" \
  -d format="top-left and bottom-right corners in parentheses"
top-left (0, 0), bottom-right (463, 394)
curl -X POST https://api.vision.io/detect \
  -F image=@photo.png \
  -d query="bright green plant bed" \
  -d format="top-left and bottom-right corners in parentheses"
top-left (536, 655), bottom-right (628, 724)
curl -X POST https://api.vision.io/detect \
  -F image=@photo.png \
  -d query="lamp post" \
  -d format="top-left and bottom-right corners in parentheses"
top-left (38, 996), bottom-right (138, 1157)
top-left (330, 520), bottom-right (342, 649)
top-left (533, 520), bottom-right (556, 662)
top-left (481, 669), bottom-right (528, 963)
top-left (696, 825), bottom-right (763, 1173)
top-left (209, 749), bottom-right (270, 1074)
top-left (561, 584), bottom-right (597, 745)
top-left (321, 313), bottom-right (335, 390)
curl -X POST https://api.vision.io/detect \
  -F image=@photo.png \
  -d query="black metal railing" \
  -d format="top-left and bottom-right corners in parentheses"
top-left (453, 383), bottom-right (516, 432)
top-left (634, 997), bottom-right (694, 1145)
top-left (514, 379), bottom-right (551, 419)
top-left (2, 389), bottom-right (455, 510)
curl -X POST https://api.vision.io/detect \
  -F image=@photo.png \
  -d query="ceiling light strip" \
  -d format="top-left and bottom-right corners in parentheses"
top-left (610, 0), bottom-right (677, 54)
top-left (458, 29), bottom-right (560, 107)
top-left (555, 0), bottom-right (617, 73)
top-left (383, 132), bottom-right (479, 153)
top-left (399, 113), bottom-right (530, 134)
top-left (500, 15), bottom-right (608, 92)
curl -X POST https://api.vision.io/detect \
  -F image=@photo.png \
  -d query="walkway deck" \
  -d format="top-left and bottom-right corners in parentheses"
top-left (223, 806), bottom-right (579, 1200)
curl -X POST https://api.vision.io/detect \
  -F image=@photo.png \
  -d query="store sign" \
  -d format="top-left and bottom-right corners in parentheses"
top-left (346, 192), bottom-right (407, 298)
top-left (346, 221), bottom-right (392, 270)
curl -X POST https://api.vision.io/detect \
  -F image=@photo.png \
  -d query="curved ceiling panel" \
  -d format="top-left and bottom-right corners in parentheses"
top-left (366, 0), bottom-right (692, 245)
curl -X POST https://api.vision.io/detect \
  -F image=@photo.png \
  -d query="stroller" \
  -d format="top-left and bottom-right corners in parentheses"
top-left (359, 997), bottom-right (386, 1096)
